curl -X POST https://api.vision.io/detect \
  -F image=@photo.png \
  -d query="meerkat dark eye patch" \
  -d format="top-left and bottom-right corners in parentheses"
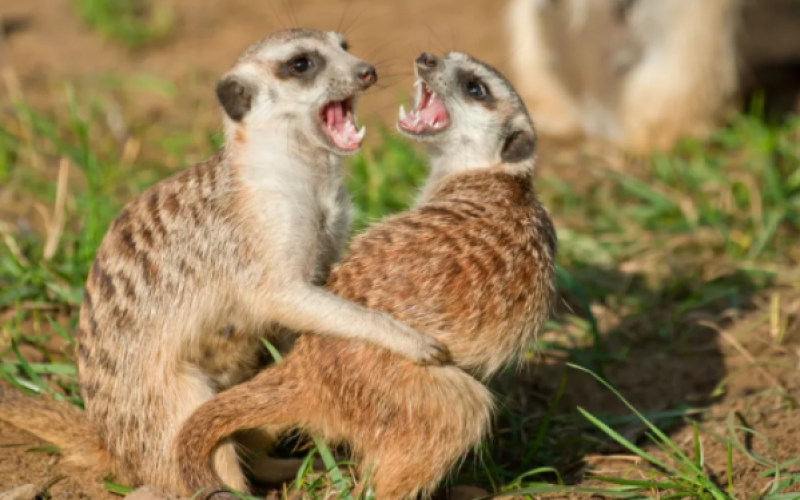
top-left (456, 69), bottom-right (495, 107)
top-left (501, 128), bottom-right (536, 164)
top-left (216, 75), bottom-right (254, 122)
top-left (277, 51), bottom-right (325, 82)
top-left (288, 55), bottom-right (313, 75)
top-left (340, 40), bottom-right (350, 51)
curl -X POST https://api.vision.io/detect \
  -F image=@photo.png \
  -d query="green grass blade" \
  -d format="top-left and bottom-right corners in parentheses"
top-left (524, 369), bottom-right (567, 463)
top-left (313, 437), bottom-right (354, 500)
top-left (577, 407), bottom-right (681, 476)
top-left (260, 338), bottom-right (284, 363)
top-left (481, 484), bottom-right (647, 499)
top-left (47, 316), bottom-right (76, 345)
top-left (693, 421), bottom-right (704, 470)
top-left (103, 479), bottom-right (135, 495)
top-left (727, 441), bottom-right (733, 495)
top-left (761, 457), bottom-right (800, 478)
top-left (569, 363), bottom-right (701, 476)
top-left (590, 476), bottom-right (679, 490)
top-left (0, 362), bottom-right (77, 376)
top-left (761, 494), bottom-right (800, 500)
top-left (507, 467), bottom-right (563, 488)
top-left (10, 338), bottom-right (53, 395)
top-left (294, 449), bottom-right (318, 489)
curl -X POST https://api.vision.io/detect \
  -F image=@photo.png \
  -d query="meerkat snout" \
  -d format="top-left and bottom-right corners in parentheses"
top-left (353, 62), bottom-right (378, 87)
top-left (416, 52), bottom-right (439, 69)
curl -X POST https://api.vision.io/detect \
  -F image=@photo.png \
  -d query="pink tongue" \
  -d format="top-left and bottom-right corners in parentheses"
top-left (326, 105), bottom-right (337, 128)
top-left (335, 102), bottom-right (344, 126)
top-left (400, 93), bottom-right (449, 131)
top-left (419, 94), bottom-right (447, 123)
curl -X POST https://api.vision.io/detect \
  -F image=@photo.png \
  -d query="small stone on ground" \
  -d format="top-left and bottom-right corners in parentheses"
top-left (0, 484), bottom-right (37, 500)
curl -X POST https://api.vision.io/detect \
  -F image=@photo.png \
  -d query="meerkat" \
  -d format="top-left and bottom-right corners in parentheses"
top-left (506, 0), bottom-right (741, 153)
top-left (174, 51), bottom-right (557, 500)
top-left (0, 29), bottom-right (451, 494)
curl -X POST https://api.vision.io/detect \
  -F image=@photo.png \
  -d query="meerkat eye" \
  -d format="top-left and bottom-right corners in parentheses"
top-left (287, 56), bottom-right (313, 75)
top-left (465, 79), bottom-right (489, 101)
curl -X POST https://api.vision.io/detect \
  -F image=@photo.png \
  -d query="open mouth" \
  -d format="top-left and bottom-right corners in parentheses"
top-left (320, 97), bottom-right (365, 151)
top-left (398, 79), bottom-right (451, 134)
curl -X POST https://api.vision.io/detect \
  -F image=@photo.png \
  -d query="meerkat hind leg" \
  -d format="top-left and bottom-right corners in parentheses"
top-left (236, 428), bottom-right (326, 485)
top-left (209, 439), bottom-right (251, 493)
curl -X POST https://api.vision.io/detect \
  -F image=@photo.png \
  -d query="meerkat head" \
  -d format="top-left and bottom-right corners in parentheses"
top-left (397, 52), bottom-right (537, 171)
top-left (216, 29), bottom-right (377, 155)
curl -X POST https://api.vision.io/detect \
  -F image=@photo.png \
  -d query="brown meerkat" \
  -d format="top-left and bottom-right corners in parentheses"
top-left (506, 0), bottom-right (741, 153)
top-left (0, 29), bottom-right (451, 494)
top-left (174, 51), bottom-right (557, 500)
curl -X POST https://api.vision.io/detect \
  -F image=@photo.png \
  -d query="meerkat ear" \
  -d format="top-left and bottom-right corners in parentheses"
top-left (216, 74), bottom-right (255, 122)
top-left (500, 128), bottom-right (536, 164)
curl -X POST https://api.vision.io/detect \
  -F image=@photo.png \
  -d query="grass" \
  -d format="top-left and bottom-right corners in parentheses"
top-left (72, 0), bottom-right (175, 48)
top-left (493, 364), bottom-right (800, 499)
top-left (1, 80), bottom-right (800, 499)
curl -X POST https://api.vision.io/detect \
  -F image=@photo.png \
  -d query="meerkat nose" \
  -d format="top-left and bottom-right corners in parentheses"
top-left (355, 63), bottom-right (378, 88)
top-left (416, 52), bottom-right (438, 70)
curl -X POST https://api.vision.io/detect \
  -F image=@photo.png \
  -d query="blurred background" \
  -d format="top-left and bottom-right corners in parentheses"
top-left (1, 1), bottom-right (800, 499)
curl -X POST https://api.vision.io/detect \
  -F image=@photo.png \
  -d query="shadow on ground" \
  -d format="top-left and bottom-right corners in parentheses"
top-left (471, 264), bottom-right (771, 486)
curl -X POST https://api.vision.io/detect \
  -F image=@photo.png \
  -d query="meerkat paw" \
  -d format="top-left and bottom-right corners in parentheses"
top-left (388, 321), bottom-right (452, 366)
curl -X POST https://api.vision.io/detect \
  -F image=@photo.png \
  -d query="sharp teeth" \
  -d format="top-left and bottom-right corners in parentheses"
top-left (414, 79), bottom-right (422, 88)
top-left (356, 126), bottom-right (366, 141)
top-left (399, 105), bottom-right (407, 120)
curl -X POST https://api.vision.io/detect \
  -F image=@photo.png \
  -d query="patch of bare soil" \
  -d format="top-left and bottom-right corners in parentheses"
top-left (0, 420), bottom-right (114, 500)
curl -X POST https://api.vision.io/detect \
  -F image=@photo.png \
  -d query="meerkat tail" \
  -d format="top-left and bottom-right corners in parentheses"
top-left (0, 384), bottom-right (111, 477)
top-left (175, 370), bottom-right (305, 494)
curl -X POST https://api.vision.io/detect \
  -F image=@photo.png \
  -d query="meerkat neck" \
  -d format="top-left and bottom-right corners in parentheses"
top-left (225, 120), bottom-right (341, 189)
top-left (415, 146), bottom-right (535, 204)
top-left (416, 147), bottom-right (481, 201)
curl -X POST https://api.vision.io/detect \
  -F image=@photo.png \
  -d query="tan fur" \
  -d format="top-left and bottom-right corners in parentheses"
top-left (507, 0), bottom-right (741, 153)
top-left (0, 29), bottom-right (449, 495)
top-left (174, 52), bottom-right (557, 500)
top-left (0, 384), bottom-right (110, 478)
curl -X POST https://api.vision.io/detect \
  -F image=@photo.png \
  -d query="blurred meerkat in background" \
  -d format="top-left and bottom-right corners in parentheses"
top-left (507, 0), bottom-right (800, 154)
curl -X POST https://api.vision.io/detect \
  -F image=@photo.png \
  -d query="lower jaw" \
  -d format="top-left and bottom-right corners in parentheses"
top-left (323, 137), bottom-right (362, 154)
top-left (314, 126), bottom-right (360, 153)
top-left (398, 125), bottom-right (449, 138)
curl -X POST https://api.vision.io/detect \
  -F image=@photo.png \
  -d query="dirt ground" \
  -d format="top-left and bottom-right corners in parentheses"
top-left (1, 0), bottom-right (800, 498)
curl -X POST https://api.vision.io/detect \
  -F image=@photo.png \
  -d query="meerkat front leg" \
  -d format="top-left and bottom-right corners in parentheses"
top-left (261, 283), bottom-right (451, 365)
